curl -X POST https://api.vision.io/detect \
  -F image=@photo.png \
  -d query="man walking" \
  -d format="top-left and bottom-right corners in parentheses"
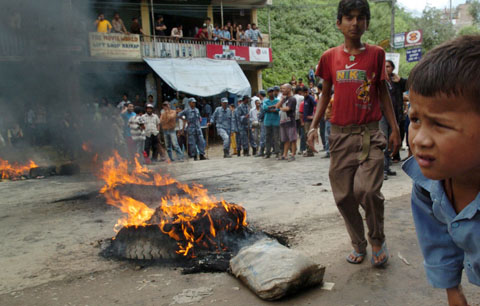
top-left (178, 98), bottom-right (207, 160)
top-left (209, 97), bottom-right (234, 158)
top-left (307, 0), bottom-right (400, 266)
top-left (142, 103), bottom-right (160, 162)
top-left (160, 102), bottom-right (184, 162)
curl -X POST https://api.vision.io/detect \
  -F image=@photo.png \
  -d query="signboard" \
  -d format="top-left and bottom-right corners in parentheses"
top-left (404, 30), bottom-right (423, 47)
top-left (394, 32), bottom-right (405, 49)
top-left (206, 45), bottom-right (272, 63)
top-left (386, 52), bottom-right (400, 74)
top-left (89, 32), bottom-right (141, 59)
top-left (406, 48), bottom-right (422, 62)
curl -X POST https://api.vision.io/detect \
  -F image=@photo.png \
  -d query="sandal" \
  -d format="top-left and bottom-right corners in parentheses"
top-left (346, 250), bottom-right (366, 264)
top-left (287, 156), bottom-right (295, 162)
top-left (371, 242), bottom-right (389, 267)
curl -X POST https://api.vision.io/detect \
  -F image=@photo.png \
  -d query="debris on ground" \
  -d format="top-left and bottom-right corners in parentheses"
top-left (171, 287), bottom-right (213, 304)
top-left (397, 252), bottom-right (411, 265)
top-left (229, 238), bottom-right (325, 300)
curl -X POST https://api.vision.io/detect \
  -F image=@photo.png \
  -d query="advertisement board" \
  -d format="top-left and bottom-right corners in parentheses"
top-left (404, 30), bottom-right (423, 47)
top-left (386, 52), bottom-right (400, 74)
top-left (89, 32), bottom-right (142, 59)
top-left (406, 48), bottom-right (422, 62)
top-left (206, 45), bottom-right (272, 63)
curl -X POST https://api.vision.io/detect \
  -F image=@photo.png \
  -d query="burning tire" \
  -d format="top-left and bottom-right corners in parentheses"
top-left (105, 225), bottom-right (180, 261)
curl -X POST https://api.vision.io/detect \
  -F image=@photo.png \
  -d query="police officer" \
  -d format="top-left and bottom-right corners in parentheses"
top-left (235, 95), bottom-right (257, 156)
top-left (178, 98), bottom-right (207, 160)
top-left (209, 97), bottom-right (234, 158)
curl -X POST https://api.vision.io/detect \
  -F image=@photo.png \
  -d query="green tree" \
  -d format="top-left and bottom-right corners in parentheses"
top-left (415, 7), bottom-right (455, 51)
top-left (469, 0), bottom-right (480, 24)
top-left (257, 1), bottom-right (454, 87)
top-left (458, 25), bottom-right (480, 35)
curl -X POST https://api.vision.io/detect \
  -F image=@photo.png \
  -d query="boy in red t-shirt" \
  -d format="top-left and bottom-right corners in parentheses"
top-left (307, 0), bottom-right (400, 267)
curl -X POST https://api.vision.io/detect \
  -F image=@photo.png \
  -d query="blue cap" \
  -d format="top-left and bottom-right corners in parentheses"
top-left (267, 87), bottom-right (274, 92)
top-left (259, 90), bottom-right (266, 96)
top-left (273, 86), bottom-right (280, 91)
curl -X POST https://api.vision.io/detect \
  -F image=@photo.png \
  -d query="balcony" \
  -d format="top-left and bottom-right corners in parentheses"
top-left (88, 33), bottom-right (272, 68)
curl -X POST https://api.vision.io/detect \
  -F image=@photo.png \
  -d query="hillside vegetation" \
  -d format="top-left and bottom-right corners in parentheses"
top-left (258, 0), bottom-right (457, 87)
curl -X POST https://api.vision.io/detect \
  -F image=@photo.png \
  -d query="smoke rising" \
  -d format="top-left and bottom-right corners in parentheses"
top-left (0, 0), bottom-right (131, 165)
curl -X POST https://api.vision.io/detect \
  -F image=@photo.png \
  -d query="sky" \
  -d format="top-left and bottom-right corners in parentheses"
top-left (397, 0), bottom-right (467, 15)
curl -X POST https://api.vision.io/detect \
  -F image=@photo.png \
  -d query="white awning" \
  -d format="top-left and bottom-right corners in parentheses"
top-left (144, 58), bottom-right (251, 97)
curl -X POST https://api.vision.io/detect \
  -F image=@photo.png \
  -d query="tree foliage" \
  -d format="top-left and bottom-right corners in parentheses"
top-left (469, 0), bottom-right (480, 24)
top-left (258, 1), bottom-right (456, 88)
top-left (458, 25), bottom-right (480, 35)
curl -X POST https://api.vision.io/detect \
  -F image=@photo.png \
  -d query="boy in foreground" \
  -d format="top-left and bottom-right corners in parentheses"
top-left (307, 0), bottom-right (401, 266)
top-left (402, 35), bottom-right (480, 305)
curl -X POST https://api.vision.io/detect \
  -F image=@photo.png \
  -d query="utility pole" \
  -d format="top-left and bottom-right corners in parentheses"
top-left (391, 0), bottom-right (395, 50)
top-left (372, 0), bottom-right (395, 50)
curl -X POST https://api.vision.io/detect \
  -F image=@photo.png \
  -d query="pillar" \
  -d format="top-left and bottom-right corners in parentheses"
top-left (207, 5), bottom-right (214, 24)
top-left (141, 0), bottom-right (151, 37)
top-left (251, 8), bottom-right (258, 25)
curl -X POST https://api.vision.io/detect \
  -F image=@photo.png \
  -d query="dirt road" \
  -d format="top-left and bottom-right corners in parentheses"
top-left (0, 147), bottom-right (478, 305)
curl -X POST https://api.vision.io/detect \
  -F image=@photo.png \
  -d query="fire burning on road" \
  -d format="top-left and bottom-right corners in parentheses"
top-left (0, 158), bottom-right (38, 180)
top-left (98, 152), bottom-right (248, 258)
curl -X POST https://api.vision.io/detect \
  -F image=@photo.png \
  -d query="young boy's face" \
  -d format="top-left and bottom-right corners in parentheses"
top-left (336, 9), bottom-right (368, 40)
top-left (408, 91), bottom-right (480, 181)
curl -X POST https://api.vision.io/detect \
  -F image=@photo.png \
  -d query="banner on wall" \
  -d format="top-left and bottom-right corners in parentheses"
top-left (206, 45), bottom-right (272, 63)
top-left (89, 32), bottom-right (141, 59)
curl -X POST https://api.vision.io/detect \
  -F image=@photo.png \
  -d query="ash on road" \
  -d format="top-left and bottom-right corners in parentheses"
top-left (0, 147), bottom-right (478, 305)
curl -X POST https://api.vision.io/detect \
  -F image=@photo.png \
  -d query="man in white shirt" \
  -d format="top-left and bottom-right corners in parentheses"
top-left (142, 104), bottom-right (160, 161)
top-left (171, 25), bottom-right (183, 38)
top-left (293, 86), bottom-right (305, 155)
top-left (249, 98), bottom-right (261, 150)
top-left (117, 93), bottom-right (130, 109)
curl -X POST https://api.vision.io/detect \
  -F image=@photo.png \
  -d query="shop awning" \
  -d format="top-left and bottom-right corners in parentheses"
top-left (144, 58), bottom-right (251, 97)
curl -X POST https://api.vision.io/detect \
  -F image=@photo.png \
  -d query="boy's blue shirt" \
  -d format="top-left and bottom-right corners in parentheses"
top-left (402, 157), bottom-right (480, 289)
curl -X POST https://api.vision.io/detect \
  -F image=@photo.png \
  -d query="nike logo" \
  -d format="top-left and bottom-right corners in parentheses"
top-left (345, 63), bottom-right (358, 69)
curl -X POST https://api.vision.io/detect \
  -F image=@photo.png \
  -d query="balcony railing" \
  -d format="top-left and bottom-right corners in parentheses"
top-left (140, 36), bottom-right (270, 58)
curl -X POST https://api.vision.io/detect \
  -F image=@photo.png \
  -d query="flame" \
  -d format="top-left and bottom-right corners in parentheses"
top-left (0, 158), bottom-right (38, 180)
top-left (98, 152), bottom-right (247, 257)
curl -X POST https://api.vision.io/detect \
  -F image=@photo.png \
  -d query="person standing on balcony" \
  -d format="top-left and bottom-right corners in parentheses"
top-left (171, 25), bottom-right (183, 39)
top-left (195, 26), bottom-right (208, 40)
top-left (246, 23), bottom-right (263, 46)
top-left (130, 17), bottom-right (144, 35)
top-left (111, 13), bottom-right (127, 34)
top-left (95, 13), bottom-right (111, 33)
top-left (213, 24), bottom-right (221, 41)
top-left (155, 15), bottom-right (167, 37)
top-left (220, 25), bottom-right (231, 42)
top-left (204, 17), bottom-right (214, 40)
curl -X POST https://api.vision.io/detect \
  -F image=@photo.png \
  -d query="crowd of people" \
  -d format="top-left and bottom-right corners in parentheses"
top-left (95, 13), bottom-right (263, 46)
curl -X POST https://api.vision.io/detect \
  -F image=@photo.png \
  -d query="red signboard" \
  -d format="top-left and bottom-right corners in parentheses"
top-left (206, 44), bottom-right (272, 63)
top-left (404, 30), bottom-right (423, 47)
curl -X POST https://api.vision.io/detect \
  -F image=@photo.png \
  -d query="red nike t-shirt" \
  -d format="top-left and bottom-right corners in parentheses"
top-left (315, 44), bottom-right (386, 126)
